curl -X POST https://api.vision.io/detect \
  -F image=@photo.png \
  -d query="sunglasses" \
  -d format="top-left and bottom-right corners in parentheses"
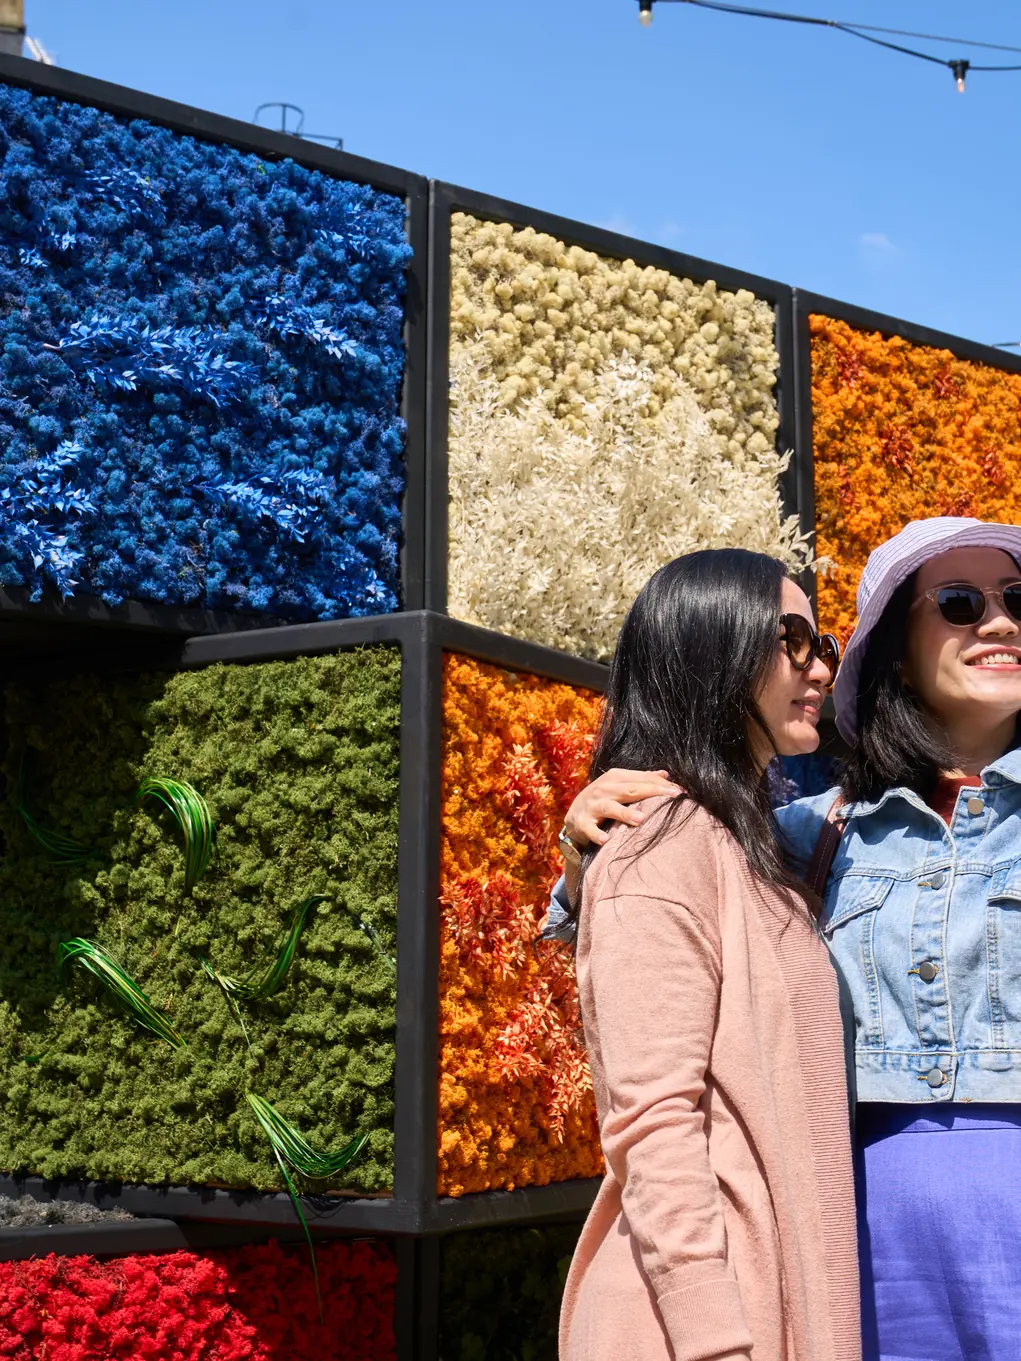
top-left (914, 581), bottom-right (1021, 628)
top-left (779, 613), bottom-right (840, 685)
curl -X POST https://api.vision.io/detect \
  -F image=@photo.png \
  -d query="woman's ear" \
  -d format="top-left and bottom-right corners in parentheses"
top-left (896, 655), bottom-right (916, 695)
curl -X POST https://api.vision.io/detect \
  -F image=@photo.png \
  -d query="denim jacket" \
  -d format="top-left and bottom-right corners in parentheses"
top-left (779, 746), bottom-right (1021, 1105)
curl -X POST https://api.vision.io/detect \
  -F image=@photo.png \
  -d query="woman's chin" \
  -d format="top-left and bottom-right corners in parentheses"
top-left (776, 726), bottom-right (822, 758)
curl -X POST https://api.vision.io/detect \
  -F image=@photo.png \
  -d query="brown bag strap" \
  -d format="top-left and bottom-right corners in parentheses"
top-left (804, 795), bottom-right (847, 903)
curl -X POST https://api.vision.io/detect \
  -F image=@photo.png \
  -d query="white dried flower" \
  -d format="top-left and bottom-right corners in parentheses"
top-left (448, 351), bottom-right (812, 661)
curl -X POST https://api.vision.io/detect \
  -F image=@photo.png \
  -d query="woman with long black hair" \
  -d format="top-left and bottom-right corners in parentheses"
top-left (557, 546), bottom-right (859, 1361)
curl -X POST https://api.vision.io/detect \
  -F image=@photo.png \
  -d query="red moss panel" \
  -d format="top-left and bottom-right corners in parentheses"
top-left (438, 652), bottom-right (604, 1197)
top-left (0, 1238), bottom-right (396, 1360)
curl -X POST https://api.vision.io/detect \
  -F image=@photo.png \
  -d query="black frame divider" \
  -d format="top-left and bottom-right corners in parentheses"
top-left (2, 612), bottom-right (603, 1226)
top-left (0, 1215), bottom-right (315, 1263)
top-left (425, 179), bottom-right (799, 614)
top-left (0, 53), bottom-right (430, 629)
top-left (791, 287), bottom-right (1021, 614)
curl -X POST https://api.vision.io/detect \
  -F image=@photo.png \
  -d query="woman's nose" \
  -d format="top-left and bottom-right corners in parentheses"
top-left (806, 654), bottom-right (833, 685)
top-left (978, 603), bottom-right (1020, 637)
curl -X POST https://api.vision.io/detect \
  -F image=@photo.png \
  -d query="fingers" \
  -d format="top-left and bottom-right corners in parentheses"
top-left (564, 769), bottom-right (683, 847)
top-left (602, 769), bottom-right (683, 800)
top-left (569, 800), bottom-right (645, 846)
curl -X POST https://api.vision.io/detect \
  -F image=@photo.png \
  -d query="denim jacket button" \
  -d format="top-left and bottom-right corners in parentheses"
top-left (967, 797), bottom-right (985, 815)
top-left (917, 961), bottom-right (939, 982)
top-left (927, 872), bottom-right (947, 889)
top-left (926, 1067), bottom-right (947, 1088)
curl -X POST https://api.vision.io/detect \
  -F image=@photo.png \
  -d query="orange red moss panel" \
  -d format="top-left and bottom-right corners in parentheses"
top-left (438, 653), bottom-right (604, 1197)
top-left (809, 313), bottom-right (1021, 642)
top-left (0, 1238), bottom-right (396, 1360)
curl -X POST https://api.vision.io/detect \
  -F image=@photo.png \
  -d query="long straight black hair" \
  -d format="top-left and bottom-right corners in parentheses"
top-left (842, 574), bottom-right (955, 803)
top-left (579, 547), bottom-right (808, 909)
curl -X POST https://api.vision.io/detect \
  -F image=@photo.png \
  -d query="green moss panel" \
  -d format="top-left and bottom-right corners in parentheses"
top-left (439, 1223), bottom-right (581, 1361)
top-left (0, 648), bottom-right (400, 1192)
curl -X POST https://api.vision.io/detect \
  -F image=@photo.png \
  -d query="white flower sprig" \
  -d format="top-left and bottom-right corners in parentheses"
top-left (448, 351), bottom-right (813, 662)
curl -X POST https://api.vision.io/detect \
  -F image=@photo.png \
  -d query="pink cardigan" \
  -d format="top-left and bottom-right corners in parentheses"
top-left (560, 800), bottom-right (860, 1361)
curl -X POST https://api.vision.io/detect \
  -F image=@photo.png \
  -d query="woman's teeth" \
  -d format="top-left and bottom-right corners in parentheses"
top-left (974, 653), bottom-right (1020, 666)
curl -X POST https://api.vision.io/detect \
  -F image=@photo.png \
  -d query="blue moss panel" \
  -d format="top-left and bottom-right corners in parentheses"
top-left (0, 83), bottom-right (412, 618)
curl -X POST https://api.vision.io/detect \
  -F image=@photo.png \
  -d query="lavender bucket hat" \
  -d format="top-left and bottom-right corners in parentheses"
top-left (831, 516), bottom-right (1021, 744)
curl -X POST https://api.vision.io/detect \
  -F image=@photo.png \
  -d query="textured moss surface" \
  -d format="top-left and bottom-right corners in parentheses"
top-left (0, 648), bottom-right (399, 1191)
top-left (439, 1223), bottom-right (580, 1361)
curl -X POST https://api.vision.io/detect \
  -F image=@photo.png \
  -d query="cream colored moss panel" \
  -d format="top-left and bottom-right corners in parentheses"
top-left (447, 214), bottom-right (811, 662)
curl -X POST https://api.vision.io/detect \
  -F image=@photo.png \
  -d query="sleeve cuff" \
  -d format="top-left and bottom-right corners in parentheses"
top-left (656, 1277), bottom-right (753, 1361)
top-left (540, 875), bottom-right (576, 942)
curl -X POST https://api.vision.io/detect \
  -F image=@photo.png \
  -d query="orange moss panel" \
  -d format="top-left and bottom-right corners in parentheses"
top-left (809, 314), bottom-right (1021, 642)
top-left (437, 652), bottom-right (605, 1197)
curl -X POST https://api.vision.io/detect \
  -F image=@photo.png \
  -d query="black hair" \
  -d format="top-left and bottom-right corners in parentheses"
top-left (574, 548), bottom-right (808, 917)
top-left (841, 573), bottom-right (954, 803)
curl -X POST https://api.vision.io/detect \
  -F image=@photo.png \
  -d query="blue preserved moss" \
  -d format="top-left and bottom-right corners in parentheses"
top-left (0, 84), bottom-right (412, 616)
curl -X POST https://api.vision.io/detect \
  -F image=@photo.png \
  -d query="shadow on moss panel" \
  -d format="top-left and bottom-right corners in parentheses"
top-left (0, 647), bottom-right (399, 1191)
top-left (439, 1223), bottom-right (580, 1361)
top-left (0, 83), bottom-right (410, 617)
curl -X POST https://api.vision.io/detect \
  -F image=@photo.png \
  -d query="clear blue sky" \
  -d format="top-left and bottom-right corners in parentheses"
top-left (26, 0), bottom-right (1021, 347)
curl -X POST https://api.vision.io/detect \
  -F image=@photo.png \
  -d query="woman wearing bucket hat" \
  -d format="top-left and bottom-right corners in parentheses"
top-left (551, 516), bottom-right (1021, 1361)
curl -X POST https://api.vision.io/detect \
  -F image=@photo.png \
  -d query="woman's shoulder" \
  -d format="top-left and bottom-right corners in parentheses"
top-left (586, 795), bottom-right (730, 910)
top-left (772, 785), bottom-right (844, 877)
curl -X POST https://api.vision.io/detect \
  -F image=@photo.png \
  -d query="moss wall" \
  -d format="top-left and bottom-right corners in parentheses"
top-left (0, 648), bottom-right (399, 1191)
top-left (439, 1222), bottom-right (580, 1361)
top-left (446, 213), bottom-right (810, 660)
top-left (438, 655), bottom-right (603, 1197)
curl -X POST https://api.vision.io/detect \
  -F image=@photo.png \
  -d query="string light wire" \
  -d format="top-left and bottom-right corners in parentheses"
top-left (637, 0), bottom-right (1021, 88)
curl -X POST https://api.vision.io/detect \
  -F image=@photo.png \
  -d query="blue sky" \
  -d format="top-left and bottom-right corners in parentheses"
top-left (26, 0), bottom-right (1021, 346)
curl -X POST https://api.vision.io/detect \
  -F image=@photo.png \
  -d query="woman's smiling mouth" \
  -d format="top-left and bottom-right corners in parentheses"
top-left (966, 650), bottom-right (1021, 668)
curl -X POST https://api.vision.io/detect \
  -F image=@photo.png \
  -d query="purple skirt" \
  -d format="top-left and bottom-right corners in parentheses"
top-left (858, 1103), bottom-right (1021, 1361)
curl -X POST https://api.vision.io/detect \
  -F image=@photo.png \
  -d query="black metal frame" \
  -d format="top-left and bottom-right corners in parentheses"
top-left (425, 179), bottom-right (799, 613)
top-left (2, 617), bottom-right (602, 1212)
top-left (0, 53), bottom-right (430, 629)
top-left (791, 287), bottom-right (1021, 614)
top-left (0, 1215), bottom-right (320, 1262)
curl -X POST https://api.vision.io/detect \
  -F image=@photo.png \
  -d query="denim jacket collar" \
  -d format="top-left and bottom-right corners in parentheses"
top-left (836, 744), bottom-right (1021, 823)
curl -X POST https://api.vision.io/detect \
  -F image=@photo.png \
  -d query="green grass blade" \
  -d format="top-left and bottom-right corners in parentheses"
top-left (203, 896), bottom-right (325, 1004)
top-left (269, 1144), bottom-right (322, 1321)
top-left (15, 802), bottom-right (98, 865)
top-left (246, 1090), bottom-right (369, 1325)
top-left (198, 955), bottom-right (252, 1048)
top-left (136, 777), bottom-right (215, 892)
top-left (59, 938), bottom-right (186, 1049)
top-left (354, 913), bottom-right (396, 973)
top-left (246, 1092), bottom-right (368, 1180)
top-left (15, 756), bottom-right (98, 866)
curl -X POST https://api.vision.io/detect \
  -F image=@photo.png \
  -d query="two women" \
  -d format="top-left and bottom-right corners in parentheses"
top-left (559, 516), bottom-right (1021, 1361)
top-left (556, 548), bottom-right (859, 1361)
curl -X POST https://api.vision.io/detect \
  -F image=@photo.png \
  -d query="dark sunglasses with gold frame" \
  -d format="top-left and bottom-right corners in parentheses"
top-left (780, 613), bottom-right (840, 687)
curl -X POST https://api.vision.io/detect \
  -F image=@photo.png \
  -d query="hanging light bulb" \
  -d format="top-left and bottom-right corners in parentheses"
top-left (638, 0), bottom-right (653, 26)
top-left (951, 59), bottom-right (969, 93)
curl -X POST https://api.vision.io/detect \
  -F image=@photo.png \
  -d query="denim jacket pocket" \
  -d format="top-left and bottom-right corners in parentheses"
top-left (989, 862), bottom-right (1021, 906)
top-left (822, 873), bottom-right (897, 1048)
